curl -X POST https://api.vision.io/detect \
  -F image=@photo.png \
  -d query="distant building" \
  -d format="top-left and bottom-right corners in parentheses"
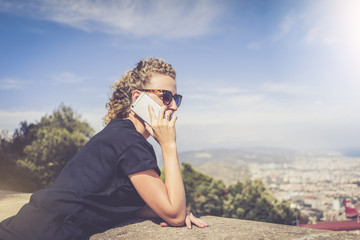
top-left (332, 199), bottom-right (341, 211)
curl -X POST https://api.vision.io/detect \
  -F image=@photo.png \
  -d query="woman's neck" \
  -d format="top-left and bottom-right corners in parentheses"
top-left (125, 112), bottom-right (150, 139)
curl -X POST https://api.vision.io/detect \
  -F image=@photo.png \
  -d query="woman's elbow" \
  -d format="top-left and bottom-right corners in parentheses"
top-left (165, 211), bottom-right (186, 226)
top-left (167, 217), bottom-right (185, 227)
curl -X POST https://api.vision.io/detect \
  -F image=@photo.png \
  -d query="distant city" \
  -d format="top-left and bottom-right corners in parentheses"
top-left (176, 148), bottom-right (360, 223)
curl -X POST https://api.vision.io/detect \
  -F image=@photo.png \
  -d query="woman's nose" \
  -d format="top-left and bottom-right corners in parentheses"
top-left (167, 98), bottom-right (178, 111)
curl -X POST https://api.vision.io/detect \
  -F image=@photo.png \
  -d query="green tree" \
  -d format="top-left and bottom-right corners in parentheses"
top-left (11, 121), bottom-right (37, 158)
top-left (180, 162), bottom-right (298, 225)
top-left (223, 179), bottom-right (298, 225)
top-left (181, 162), bottom-right (226, 216)
top-left (191, 179), bottom-right (226, 216)
top-left (36, 104), bottom-right (94, 138)
top-left (223, 181), bottom-right (244, 218)
top-left (0, 121), bottom-right (36, 165)
top-left (17, 104), bottom-right (94, 188)
top-left (0, 123), bottom-right (37, 192)
top-left (0, 130), bottom-right (11, 163)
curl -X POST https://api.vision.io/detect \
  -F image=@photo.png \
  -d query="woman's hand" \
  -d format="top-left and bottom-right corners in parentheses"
top-left (159, 212), bottom-right (209, 229)
top-left (145, 105), bottom-right (177, 147)
top-left (131, 105), bottom-right (186, 227)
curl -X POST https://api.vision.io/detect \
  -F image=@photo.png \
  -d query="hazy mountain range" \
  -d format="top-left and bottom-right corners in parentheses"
top-left (157, 148), bottom-right (357, 186)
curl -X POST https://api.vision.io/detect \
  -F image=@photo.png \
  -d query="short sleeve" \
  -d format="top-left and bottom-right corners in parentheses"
top-left (118, 141), bottom-right (160, 176)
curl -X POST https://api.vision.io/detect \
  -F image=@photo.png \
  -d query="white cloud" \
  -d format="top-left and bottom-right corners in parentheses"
top-left (177, 78), bottom-right (360, 153)
top-left (247, 41), bottom-right (262, 50)
top-left (248, 10), bottom-right (301, 48)
top-left (186, 87), bottom-right (245, 98)
top-left (52, 72), bottom-right (87, 84)
top-left (304, 1), bottom-right (359, 41)
top-left (214, 88), bottom-right (244, 95)
top-left (177, 99), bottom-right (360, 151)
top-left (304, 0), bottom-right (360, 58)
top-left (0, 109), bottom-right (46, 132)
top-left (0, 0), bottom-right (224, 39)
top-left (174, 78), bottom-right (360, 151)
top-left (270, 1), bottom-right (360, 58)
top-left (249, 0), bottom-right (360, 61)
top-left (261, 82), bottom-right (312, 96)
top-left (280, 12), bottom-right (295, 34)
top-left (0, 78), bottom-right (24, 90)
top-left (300, 0), bottom-right (360, 97)
top-left (0, 108), bottom-right (106, 134)
top-left (272, 10), bottom-right (298, 42)
top-left (81, 109), bottom-right (107, 133)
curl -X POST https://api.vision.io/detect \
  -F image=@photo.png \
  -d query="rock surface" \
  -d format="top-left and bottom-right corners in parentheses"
top-left (91, 216), bottom-right (359, 240)
top-left (0, 190), bottom-right (31, 222)
top-left (1, 190), bottom-right (359, 240)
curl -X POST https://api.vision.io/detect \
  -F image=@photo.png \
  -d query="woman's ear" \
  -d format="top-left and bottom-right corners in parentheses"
top-left (132, 90), bottom-right (141, 103)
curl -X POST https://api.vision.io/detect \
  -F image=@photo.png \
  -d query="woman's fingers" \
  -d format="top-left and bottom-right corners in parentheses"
top-left (158, 106), bottom-right (167, 123)
top-left (169, 115), bottom-right (177, 127)
top-left (160, 212), bottom-right (208, 229)
top-left (148, 104), bottom-right (157, 125)
top-left (188, 212), bottom-right (209, 228)
top-left (160, 222), bottom-right (169, 227)
top-left (144, 122), bottom-right (154, 136)
top-left (147, 105), bottom-right (177, 146)
top-left (163, 110), bottom-right (171, 121)
top-left (192, 218), bottom-right (209, 228)
top-left (185, 213), bottom-right (192, 229)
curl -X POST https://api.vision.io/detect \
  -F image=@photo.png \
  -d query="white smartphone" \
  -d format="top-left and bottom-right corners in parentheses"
top-left (131, 92), bottom-right (162, 126)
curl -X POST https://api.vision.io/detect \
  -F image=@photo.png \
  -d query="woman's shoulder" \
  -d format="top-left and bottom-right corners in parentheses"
top-left (90, 118), bottom-right (147, 149)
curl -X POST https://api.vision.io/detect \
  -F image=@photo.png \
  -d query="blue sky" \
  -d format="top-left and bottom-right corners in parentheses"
top-left (1, 0), bottom-right (360, 154)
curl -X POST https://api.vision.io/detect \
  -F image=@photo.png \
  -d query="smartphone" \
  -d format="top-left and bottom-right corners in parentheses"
top-left (131, 92), bottom-right (162, 126)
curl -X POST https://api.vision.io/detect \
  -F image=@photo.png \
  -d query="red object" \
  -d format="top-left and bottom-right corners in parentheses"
top-left (345, 200), bottom-right (359, 219)
top-left (299, 200), bottom-right (360, 231)
top-left (299, 220), bottom-right (360, 231)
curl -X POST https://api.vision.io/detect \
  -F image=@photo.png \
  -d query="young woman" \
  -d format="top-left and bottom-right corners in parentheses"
top-left (0, 58), bottom-right (208, 240)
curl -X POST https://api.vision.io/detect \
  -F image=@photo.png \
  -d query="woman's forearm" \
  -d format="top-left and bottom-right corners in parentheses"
top-left (161, 143), bottom-right (186, 222)
top-left (130, 107), bottom-right (186, 226)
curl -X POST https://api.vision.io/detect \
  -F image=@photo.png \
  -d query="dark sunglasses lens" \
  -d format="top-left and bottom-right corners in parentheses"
top-left (163, 91), bottom-right (173, 105)
top-left (174, 95), bottom-right (182, 107)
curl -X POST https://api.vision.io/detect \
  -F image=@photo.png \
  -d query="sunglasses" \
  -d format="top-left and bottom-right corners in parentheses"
top-left (141, 89), bottom-right (182, 107)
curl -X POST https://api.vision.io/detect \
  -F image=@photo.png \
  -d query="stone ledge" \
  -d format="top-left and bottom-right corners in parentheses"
top-left (1, 191), bottom-right (358, 239)
top-left (90, 216), bottom-right (359, 240)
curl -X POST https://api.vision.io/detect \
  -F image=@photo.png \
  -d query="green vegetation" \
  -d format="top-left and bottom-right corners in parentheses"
top-left (164, 163), bottom-right (298, 225)
top-left (1, 106), bottom-right (298, 224)
top-left (0, 104), bottom-right (94, 191)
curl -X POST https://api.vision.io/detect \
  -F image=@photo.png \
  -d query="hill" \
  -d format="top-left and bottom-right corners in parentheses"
top-left (164, 148), bottom-right (345, 185)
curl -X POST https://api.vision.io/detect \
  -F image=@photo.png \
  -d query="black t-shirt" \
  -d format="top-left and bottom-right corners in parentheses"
top-left (0, 119), bottom-right (160, 240)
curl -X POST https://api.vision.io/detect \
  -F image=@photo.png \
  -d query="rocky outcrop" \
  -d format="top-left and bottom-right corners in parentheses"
top-left (90, 216), bottom-right (359, 240)
top-left (0, 190), bottom-right (31, 222)
top-left (1, 190), bottom-right (358, 239)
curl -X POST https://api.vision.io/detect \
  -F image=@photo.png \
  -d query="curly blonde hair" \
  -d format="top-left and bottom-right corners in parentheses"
top-left (104, 58), bottom-right (176, 124)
